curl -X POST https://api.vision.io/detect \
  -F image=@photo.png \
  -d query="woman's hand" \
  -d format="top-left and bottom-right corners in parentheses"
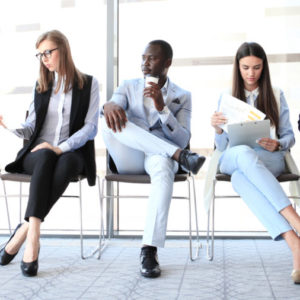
top-left (31, 142), bottom-right (62, 155)
top-left (0, 115), bottom-right (7, 129)
top-left (257, 138), bottom-right (280, 152)
top-left (211, 112), bottom-right (227, 134)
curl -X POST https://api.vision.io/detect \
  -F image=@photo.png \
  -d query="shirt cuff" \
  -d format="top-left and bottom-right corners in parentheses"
top-left (215, 130), bottom-right (228, 150)
top-left (10, 128), bottom-right (22, 137)
top-left (99, 104), bottom-right (105, 116)
top-left (58, 141), bottom-right (71, 153)
top-left (278, 138), bottom-right (289, 151)
top-left (158, 106), bottom-right (171, 123)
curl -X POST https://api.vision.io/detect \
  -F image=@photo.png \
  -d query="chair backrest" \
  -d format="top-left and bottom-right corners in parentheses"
top-left (108, 154), bottom-right (118, 174)
top-left (23, 111), bottom-right (29, 147)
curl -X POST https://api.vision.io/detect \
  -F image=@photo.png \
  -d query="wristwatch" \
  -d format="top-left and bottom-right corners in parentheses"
top-left (158, 105), bottom-right (169, 115)
top-left (278, 142), bottom-right (282, 151)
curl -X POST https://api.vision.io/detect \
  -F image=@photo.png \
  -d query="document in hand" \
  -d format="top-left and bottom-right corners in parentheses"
top-left (218, 94), bottom-right (266, 132)
top-left (228, 119), bottom-right (270, 148)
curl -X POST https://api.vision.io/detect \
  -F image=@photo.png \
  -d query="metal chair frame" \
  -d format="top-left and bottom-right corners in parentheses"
top-left (206, 171), bottom-right (300, 261)
top-left (100, 157), bottom-right (201, 261)
top-left (0, 171), bottom-right (106, 260)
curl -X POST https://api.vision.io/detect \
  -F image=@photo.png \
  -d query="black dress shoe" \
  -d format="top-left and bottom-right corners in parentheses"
top-left (0, 223), bottom-right (23, 266)
top-left (140, 246), bottom-right (161, 278)
top-left (179, 149), bottom-right (206, 174)
top-left (21, 259), bottom-right (39, 277)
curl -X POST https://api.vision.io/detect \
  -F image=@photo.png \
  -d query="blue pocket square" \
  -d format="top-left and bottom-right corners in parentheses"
top-left (172, 98), bottom-right (180, 104)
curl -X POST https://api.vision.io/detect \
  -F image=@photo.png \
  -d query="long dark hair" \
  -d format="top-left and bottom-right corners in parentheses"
top-left (232, 42), bottom-right (279, 130)
top-left (36, 30), bottom-right (85, 94)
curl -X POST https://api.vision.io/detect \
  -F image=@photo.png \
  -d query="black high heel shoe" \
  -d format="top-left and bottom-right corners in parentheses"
top-left (20, 247), bottom-right (40, 277)
top-left (0, 223), bottom-right (23, 266)
top-left (21, 258), bottom-right (38, 277)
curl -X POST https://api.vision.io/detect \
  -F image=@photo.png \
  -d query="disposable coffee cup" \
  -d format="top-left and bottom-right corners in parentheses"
top-left (145, 75), bottom-right (159, 87)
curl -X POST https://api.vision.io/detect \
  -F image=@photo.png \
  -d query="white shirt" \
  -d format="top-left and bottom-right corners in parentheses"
top-left (13, 75), bottom-right (100, 153)
top-left (215, 88), bottom-right (295, 152)
top-left (245, 87), bottom-right (259, 107)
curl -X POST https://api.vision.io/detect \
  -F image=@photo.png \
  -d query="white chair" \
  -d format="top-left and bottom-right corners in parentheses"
top-left (206, 152), bottom-right (300, 261)
top-left (0, 168), bottom-right (106, 260)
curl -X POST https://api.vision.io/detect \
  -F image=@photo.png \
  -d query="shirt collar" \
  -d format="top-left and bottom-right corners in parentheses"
top-left (161, 77), bottom-right (169, 95)
top-left (245, 87), bottom-right (259, 99)
top-left (53, 72), bottom-right (66, 92)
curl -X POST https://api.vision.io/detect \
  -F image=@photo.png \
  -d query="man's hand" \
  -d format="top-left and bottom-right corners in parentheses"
top-left (31, 142), bottom-right (62, 155)
top-left (257, 138), bottom-right (280, 152)
top-left (103, 102), bottom-right (127, 132)
top-left (0, 115), bottom-right (7, 129)
top-left (143, 82), bottom-right (164, 111)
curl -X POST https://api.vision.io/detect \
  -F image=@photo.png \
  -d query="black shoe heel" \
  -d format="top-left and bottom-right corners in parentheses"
top-left (21, 259), bottom-right (39, 277)
top-left (0, 223), bottom-right (23, 266)
top-left (21, 246), bottom-right (40, 277)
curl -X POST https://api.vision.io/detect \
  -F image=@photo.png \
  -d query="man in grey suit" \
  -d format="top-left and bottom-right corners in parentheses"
top-left (101, 40), bottom-right (205, 278)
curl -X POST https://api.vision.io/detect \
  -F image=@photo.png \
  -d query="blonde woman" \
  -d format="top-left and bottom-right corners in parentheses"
top-left (0, 30), bottom-right (99, 276)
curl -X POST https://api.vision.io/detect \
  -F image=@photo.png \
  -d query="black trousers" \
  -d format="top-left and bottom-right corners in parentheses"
top-left (22, 149), bottom-right (84, 222)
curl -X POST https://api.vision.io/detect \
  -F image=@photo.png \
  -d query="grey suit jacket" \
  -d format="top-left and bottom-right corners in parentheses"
top-left (109, 78), bottom-right (191, 149)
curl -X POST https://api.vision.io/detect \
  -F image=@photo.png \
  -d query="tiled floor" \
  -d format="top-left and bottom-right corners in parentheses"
top-left (0, 237), bottom-right (299, 300)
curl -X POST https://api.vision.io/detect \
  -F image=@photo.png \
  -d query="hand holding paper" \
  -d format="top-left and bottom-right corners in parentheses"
top-left (0, 115), bottom-right (7, 128)
top-left (218, 94), bottom-right (266, 132)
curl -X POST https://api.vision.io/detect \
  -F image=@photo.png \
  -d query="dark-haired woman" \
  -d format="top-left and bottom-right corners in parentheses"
top-left (0, 30), bottom-right (99, 276)
top-left (211, 42), bottom-right (300, 284)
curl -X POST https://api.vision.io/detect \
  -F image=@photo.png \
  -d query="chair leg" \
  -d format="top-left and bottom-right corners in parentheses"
top-left (206, 180), bottom-right (216, 261)
top-left (116, 181), bottom-right (120, 233)
top-left (1, 179), bottom-right (12, 235)
top-left (188, 176), bottom-right (201, 261)
top-left (102, 178), bottom-right (113, 239)
top-left (79, 179), bottom-right (85, 259)
top-left (97, 175), bottom-right (106, 259)
top-left (108, 181), bottom-right (114, 239)
top-left (106, 181), bottom-right (118, 238)
top-left (79, 178), bottom-right (106, 259)
top-left (19, 182), bottom-right (22, 224)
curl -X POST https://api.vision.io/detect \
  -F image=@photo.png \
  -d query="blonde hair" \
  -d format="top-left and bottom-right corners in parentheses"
top-left (36, 30), bottom-right (85, 93)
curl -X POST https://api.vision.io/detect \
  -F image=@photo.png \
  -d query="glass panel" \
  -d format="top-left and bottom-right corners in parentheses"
top-left (118, 0), bottom-right (300, 234)
top-left (0, 0), bottom-right (107, 233)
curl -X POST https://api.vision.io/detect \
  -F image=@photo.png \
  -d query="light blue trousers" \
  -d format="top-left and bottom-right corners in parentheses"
top-left (101, 118), bottom-right (178, 247)
top-left (219, 145), bottom-right (292, 240)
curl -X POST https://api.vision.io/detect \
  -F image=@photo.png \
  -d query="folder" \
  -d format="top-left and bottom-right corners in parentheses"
top-left (228, 119), bottom-right (270, 148)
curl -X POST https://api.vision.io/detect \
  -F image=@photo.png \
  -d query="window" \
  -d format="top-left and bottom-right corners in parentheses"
top-left (0, 0), bottom-right (107, 233)
top-left (117, 0), bottom-right (300, 235)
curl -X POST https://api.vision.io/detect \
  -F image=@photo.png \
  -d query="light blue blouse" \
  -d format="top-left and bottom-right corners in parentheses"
top-left (215, 89), bottom-right (295, 152)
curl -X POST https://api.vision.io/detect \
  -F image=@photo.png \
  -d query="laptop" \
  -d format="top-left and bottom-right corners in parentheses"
top-left (227, 119), bottom-right (270, 148)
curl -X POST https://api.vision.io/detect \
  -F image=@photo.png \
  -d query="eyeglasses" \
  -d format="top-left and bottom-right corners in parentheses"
top-left (35, 48), bottom-right (58, 60)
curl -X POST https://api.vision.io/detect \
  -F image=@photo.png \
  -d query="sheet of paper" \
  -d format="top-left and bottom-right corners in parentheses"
top-left (218, 94), bottom-right (266, 132)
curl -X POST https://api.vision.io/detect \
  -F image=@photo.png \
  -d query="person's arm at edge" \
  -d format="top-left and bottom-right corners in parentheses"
top-left (277, 90), bottom-right (295, 151)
